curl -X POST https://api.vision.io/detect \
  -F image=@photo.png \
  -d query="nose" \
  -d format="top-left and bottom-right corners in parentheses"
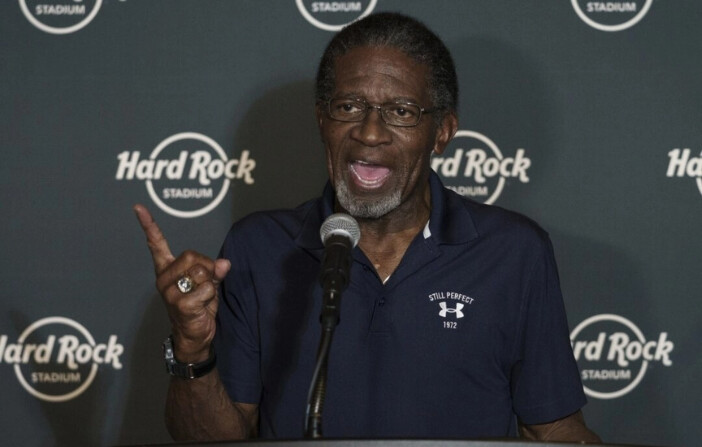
top-left (350, 106), bottom-right (393, 147)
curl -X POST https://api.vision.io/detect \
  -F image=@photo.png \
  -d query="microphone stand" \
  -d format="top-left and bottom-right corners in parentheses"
top-left (304, 293), bottom-right (338, 438)
top-left (305, 234), bottom-right (350, 438)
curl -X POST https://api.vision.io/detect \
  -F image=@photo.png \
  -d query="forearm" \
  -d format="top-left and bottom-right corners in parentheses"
top-left (165, 368), bottom-right (258, 441)
top-left (519, 410), bottom-right (601, 444)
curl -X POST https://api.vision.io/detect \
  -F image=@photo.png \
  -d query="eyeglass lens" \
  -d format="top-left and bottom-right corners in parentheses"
top-left (328, 98), bottom-right (423, 127)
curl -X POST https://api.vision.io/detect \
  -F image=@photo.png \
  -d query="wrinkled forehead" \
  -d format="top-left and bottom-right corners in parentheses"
top-left (331, 46), bottom-right (433, 102)
top-left (332, 43), bottom-right (431, 75)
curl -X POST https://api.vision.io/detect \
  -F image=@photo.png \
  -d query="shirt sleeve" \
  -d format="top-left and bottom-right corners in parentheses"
top-left (213, 229), bottom-right (262, 404)
top-left (510, 235), bottom-right (587, 424)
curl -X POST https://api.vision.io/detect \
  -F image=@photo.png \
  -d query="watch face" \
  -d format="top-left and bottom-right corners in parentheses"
top-left (163, 336), bottom-right (175, 361)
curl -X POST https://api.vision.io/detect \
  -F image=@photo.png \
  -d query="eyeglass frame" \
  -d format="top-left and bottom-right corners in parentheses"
top-left (323, 97), bottom-right (435, 127)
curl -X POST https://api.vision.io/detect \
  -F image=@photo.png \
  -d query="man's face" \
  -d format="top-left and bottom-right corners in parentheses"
top-left (316, 46), bottom-right (456, 219)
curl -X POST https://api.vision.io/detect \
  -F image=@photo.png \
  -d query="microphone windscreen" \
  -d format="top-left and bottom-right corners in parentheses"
top-left (320, 213), bottom-right (361, 247)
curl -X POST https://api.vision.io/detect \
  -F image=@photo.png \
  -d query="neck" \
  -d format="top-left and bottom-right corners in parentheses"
top-left (341, 184), bottom-right (431, 282)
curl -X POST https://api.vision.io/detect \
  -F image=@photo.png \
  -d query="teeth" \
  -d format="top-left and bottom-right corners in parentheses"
top-left (350, 161), bottom-right (390, 186)
top-left (352, 167), bottom-right (381, 185)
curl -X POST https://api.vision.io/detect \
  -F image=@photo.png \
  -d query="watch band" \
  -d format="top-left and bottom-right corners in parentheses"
top-left (163, 335), bottom-right (216, 379)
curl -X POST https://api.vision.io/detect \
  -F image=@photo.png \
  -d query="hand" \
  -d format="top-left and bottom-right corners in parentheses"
top-left (134, 204), bottom-right (231, 363)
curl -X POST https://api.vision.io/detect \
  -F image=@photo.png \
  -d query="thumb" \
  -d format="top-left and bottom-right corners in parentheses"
top-left (213, 258), bottom-right (231, 284)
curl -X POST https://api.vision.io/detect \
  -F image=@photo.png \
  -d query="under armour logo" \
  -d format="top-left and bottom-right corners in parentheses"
top-left (439, 302), bottom-right (464, 319)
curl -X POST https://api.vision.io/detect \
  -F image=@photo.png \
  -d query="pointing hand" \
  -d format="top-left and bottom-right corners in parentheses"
top-left (134, 204), bottom-right (230, 362)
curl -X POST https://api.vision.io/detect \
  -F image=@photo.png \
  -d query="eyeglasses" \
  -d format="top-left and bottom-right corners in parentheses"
top-left (326, 97), bottom-right (434, 127)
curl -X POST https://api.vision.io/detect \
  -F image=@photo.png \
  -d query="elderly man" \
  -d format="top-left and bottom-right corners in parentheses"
top-left (135, 12), bottom-right (600, 443)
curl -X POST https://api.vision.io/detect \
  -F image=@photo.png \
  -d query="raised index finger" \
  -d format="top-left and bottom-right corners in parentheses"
top-left (133, 204), bottom-right (176, 274)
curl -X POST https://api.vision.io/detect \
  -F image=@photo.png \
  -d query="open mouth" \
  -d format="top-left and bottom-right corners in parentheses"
top-left (349, 160), bottom-right (391, 188)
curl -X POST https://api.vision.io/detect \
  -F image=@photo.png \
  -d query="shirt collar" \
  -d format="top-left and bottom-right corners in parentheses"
top-left (295, 182), bottom-right (335, 250)
top-left (426, 171), bottom-right (479, 245)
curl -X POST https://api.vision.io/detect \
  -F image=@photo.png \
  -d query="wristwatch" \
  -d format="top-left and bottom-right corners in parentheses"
top-left (163, 335), bottom-right (216, 379)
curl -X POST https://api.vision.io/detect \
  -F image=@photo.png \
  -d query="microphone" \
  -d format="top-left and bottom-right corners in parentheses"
top-left (319, 213), bottom-right (360, 293)
top-left (318, 213), bottom-right (360, 328)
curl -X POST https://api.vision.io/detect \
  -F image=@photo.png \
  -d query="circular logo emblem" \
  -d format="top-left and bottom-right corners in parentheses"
top-left (146, 132), bottom-right (231, 219)
top-left (296, 0), bottom-right (377, 31)
top-left (570, 314), bottom-right (674, 399)
top-left (19, 0), bottom-right (102, 35)
top-left (432, 130), bottom-right (531, 205)
top-left (115, 132), bottom-right (257, 219)
top-left (6, 317), bottom-right (124, 402)
top-left (571, 0), bottom-right (653, 32)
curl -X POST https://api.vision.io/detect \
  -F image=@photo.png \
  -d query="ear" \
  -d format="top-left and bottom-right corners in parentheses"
top-left (432, 111), bottom-right (458, 156)
top-left (315, 103), bottom-right (325, 130)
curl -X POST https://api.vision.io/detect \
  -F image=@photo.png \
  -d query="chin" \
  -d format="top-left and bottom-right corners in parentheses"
top-left (335, 179), bottom-right (402, 219)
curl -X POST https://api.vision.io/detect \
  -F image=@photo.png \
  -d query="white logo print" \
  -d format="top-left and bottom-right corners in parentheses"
top-left (19, 0), bottom-right (103, 35)
top-left (0, 316), bottom-right (124, 402)
top-left (571, 0), bottom-right (653, 32)
top-left (666, 148), bottom-right (702, 197)
top-left (115, 132), bottom-right (256, 218)
top-left (439, 302), bottom-right (465, 319)
top-left (570, 314), bottom-right (673, 399)
top-left (432, 130), bottom-right (531, 204)
top-left (428, 292), bottom-right (474, 330)
top-left (296, 0), bottom-right (377, 31)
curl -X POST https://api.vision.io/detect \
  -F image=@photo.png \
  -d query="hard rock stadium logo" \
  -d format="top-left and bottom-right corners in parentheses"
top-left (1, 317), bottom-right (124, 402)
top-left (115, 132), bottom-right (257, 218)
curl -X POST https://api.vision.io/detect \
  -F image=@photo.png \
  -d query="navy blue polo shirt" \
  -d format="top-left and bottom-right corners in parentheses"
top-left (215, 172), bottom-right (586, 439)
